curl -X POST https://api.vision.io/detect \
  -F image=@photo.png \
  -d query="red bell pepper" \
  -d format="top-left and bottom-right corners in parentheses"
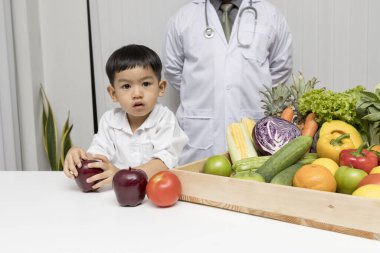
top-left (339, 142), bottom-right (378, 174)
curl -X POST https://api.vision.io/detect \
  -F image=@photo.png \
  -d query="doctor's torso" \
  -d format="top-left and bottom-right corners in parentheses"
top-left (165, 0), bottom-right (292, 163)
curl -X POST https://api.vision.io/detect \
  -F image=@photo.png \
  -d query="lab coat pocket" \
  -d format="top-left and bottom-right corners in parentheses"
top-left (183, 109), bottom-right (214, 150)
top-left (240, 24), bottom-right (271, 65)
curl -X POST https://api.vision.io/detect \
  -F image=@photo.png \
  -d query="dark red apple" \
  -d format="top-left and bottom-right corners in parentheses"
top-left (113, 168), bottom-right (148, 207)
top-left (75, 160), bottom-right (103, 192)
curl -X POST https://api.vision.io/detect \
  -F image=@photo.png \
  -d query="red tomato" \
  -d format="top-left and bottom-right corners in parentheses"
top-left (146, 171), bottom-right (182, 207)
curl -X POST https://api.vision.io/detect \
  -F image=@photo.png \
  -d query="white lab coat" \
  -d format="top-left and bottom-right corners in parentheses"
top-left (163, 0), bottom-right (293, 165)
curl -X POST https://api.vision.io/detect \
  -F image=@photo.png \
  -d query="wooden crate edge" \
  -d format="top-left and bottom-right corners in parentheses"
top-left (179, 193), bottom-right (379, 240)
top-left (172, 160), bottom-right (380, 241)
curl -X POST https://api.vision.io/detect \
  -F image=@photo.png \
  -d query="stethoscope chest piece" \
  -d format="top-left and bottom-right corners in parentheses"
top-left (204, 27), bottom-right (214, 39)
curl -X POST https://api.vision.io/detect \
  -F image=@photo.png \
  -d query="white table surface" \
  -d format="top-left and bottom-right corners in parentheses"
top-left (0, 171), bottom-right (379, 253)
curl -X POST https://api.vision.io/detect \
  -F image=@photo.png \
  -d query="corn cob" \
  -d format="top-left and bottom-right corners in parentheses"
top-left (227, 121), bottom-right (258, 164)
top-left (240, 117), bottom-right (255, 142)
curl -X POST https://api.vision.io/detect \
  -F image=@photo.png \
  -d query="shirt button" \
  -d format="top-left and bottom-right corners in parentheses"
top-left (226, 85), bottom-right (231, 90)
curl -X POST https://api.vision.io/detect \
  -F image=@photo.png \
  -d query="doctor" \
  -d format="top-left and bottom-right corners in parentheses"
top-left (163, 0), bottom-right (293, 165)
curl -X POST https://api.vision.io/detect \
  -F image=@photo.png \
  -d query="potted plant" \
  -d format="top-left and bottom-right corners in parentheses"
top-left (41, 87), bottom-right (73, 171)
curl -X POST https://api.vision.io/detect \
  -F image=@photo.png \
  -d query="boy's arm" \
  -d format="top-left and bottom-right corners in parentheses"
top-left (84, 154), bottom-right (119, 189)
top-left (150, 110), bottom-right (189, 169)
top-left (64, 111), bottom-right (116, 185)
top-left (134, 158), bottom-right (169, 179)
top-left (86, 157), bottom-right (168, 189)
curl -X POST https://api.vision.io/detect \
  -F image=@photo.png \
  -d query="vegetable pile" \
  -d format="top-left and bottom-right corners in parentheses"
top-left (218, 75), bottom-right (380, 200)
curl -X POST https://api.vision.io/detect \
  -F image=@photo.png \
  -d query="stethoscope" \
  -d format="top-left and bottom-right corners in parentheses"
top-left (204, 0), bottom-right (258, 46)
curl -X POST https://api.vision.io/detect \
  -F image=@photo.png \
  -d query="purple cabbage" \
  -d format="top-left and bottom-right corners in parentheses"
top-left (253, 116), bottom-right (301, 155)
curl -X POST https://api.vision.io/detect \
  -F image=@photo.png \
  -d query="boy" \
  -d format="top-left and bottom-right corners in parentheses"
top-left (63, 44), bottom-right (188, 190)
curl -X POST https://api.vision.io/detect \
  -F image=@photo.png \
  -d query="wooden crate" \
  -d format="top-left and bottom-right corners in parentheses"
top-left (172, 156), bottom-right (380, 240)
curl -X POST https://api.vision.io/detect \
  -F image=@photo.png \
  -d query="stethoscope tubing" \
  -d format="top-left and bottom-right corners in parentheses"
top-left (203, 0), bottom-right (258, 43)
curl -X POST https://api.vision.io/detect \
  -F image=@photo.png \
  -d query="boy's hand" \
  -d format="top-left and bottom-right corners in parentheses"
top-left (63, 147), bottom-right (88, 179)
top-left (85, 154), bottom-right (119, 189)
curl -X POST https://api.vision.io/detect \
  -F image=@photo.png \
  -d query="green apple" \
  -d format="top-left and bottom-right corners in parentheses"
top-left (231, 171), bottom-right (265, 182)
top-left (335, 166), bottom-right (368, 194)
top-left (202, 155), bottom-right (232, 177)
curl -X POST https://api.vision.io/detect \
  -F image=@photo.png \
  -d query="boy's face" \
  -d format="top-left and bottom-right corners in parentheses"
top-left (107, 66), bottom-right (166, 124)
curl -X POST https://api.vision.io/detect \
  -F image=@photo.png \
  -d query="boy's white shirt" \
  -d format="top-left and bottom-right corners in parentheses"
top-left (87, 103), bottom-right (189, 169)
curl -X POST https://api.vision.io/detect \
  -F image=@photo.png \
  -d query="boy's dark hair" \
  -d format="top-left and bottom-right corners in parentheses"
top-left (106, 44), bottom-right (162, 85)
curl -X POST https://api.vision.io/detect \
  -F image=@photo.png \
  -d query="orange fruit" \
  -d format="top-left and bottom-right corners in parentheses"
top-left (293, 164), bottom-right (337, 192)
top-left (370, 166), bottom-right (380, 174)
top-left (312, 158), bottom-right (339, 175)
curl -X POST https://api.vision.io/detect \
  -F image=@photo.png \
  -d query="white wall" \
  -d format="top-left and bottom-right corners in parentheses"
top-left (11, 0), bottom-right (93, 170)
top-left (12, 0), bottom-right (47, 170)
top-left (270, 0), bottom-right (380, 91)
top-left (0, 0), bottom-right (22, 171)
top-left (39, 0), bottom-right (94, 150)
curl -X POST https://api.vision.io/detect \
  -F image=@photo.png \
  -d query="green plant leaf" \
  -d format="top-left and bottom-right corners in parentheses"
top-left (46, 107), bottom-right (59, 170)
top-left (41, 85), bottom-right (75, 171)
top-left (371, 103), bottom-right (380, 110)
top-left (60, 114), bottom-right (73, 168)
top-left (357, 101), bottom-right (376, 110)
top-left (362, 112), bottom-right (380, 122)
top-left (41, 87), bottom-right (59, 171)
top-left (41, 88), bottom-right (49, 154)
top-left (361, 91), bottom-right (380, 101)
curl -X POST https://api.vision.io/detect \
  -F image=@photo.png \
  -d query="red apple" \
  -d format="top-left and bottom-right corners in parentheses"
top-left (357, 174), bottom-right (380, 188)
top-left (113, 168), bottom-right (148, 207)
top-left (75, 160), bottom-right (103, 192)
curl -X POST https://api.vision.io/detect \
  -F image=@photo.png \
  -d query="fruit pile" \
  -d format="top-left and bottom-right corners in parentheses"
top-left (202, 75), bottom-right (380, 200)
top-left (74, 160), bottom-right (182, 207)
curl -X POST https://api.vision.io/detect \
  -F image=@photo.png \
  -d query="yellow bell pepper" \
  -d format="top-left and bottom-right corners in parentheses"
top-left (316, 132), bottom-right (355, 163)
top-left (319, 120), bottom-right (363, 148)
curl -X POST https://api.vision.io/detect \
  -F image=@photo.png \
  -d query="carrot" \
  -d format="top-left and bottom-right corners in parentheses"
top-left (280, 106), bottom-right (294, 122)
top-left (302, 112), bottom-right (318, 138)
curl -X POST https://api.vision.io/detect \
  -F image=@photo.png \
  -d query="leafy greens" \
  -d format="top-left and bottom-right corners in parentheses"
top-left (298, 86), bottom-right (365, 127)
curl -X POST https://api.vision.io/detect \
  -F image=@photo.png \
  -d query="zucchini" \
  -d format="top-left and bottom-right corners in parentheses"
top-left (270, 163), bottom-right (304, 186)
top-left (256, 136), bottom-right (313, 182)
top-left (232, 156), bottom-right (270, 172)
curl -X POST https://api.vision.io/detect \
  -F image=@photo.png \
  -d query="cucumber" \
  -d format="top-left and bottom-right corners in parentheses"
top-left (256, 136), bottom-right (312, 182)
top-left (270, 163), bottom-right (304, 186)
